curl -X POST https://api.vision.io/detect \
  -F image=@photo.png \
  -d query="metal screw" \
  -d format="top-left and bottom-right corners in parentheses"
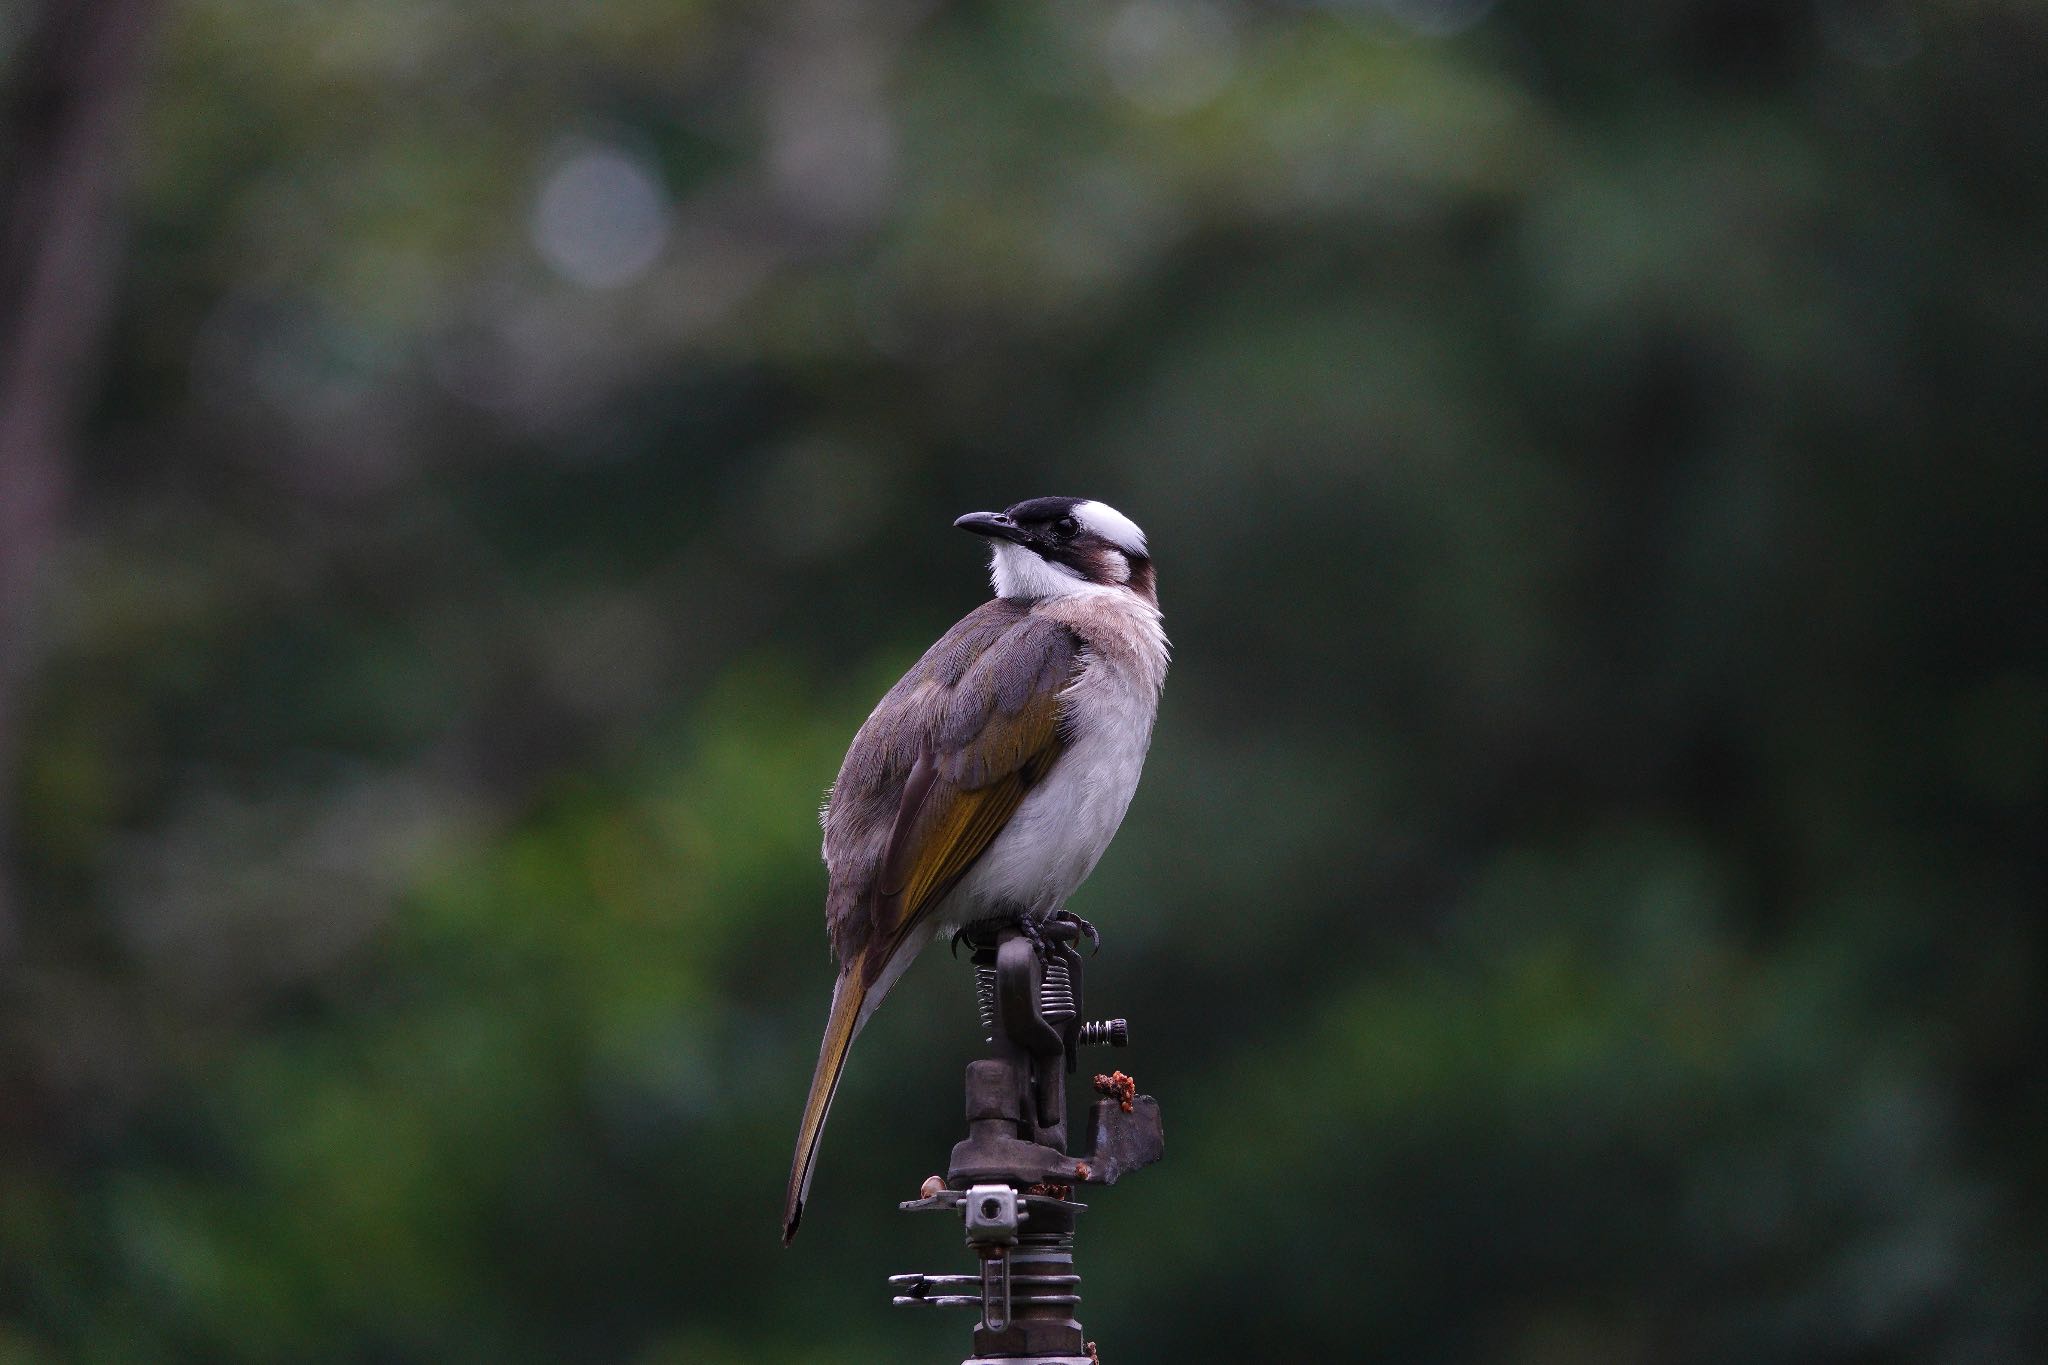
top-left (1077, 1018), bottom-right (1127, 1048)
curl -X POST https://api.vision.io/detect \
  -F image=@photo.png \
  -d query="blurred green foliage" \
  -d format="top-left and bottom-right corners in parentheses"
top-left (4, 0), bottom-right (2045, 1361)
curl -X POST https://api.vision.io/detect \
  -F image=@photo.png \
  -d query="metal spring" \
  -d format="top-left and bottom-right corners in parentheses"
top-left (974, 963), bottom-right (997, 1042)
top-left (975, 955), bottom-right (1076, 1041)
top-left (1038, 958), bottom-right (1075, 1023)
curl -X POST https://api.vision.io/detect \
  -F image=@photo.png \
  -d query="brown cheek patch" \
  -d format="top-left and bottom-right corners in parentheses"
top-left (1053, 538), bottom-right (1131, 585)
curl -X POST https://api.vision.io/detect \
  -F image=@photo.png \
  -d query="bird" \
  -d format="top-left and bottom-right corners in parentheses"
top-left (782, 496), bottom-right (1168, 1245)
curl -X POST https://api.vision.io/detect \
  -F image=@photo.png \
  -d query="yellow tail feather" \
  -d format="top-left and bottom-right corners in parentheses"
top-left (783, 968), bottom-right (867, 1246)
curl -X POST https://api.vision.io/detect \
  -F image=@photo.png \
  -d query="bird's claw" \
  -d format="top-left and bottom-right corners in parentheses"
top-left (1050, 910), bottom-right (1101, 955)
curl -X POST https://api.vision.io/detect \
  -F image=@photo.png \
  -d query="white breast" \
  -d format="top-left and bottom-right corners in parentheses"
top-left (943, 595), bottom-right (1168, 921)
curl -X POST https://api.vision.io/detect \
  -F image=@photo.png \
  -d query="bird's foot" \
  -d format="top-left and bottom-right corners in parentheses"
top-left (1015, 912), bottom-right (1048, 959)
top-left (1049, 909), bottom-right (1101, 954)
top-left (951, 910), bottom-right (1047, 958)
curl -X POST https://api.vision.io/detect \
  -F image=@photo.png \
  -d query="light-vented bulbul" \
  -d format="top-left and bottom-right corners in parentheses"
top-left (782, 497), bottom-right (1168, 1244)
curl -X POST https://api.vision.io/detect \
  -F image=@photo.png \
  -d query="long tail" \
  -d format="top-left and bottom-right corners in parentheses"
top-left (783, 967), bottom-right (868, 1245)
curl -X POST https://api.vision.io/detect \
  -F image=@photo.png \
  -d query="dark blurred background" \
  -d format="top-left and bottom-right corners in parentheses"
top-left (2, 0), bottom-right (2044, 1361)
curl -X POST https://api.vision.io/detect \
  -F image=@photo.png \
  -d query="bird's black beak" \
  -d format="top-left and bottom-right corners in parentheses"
top-left (954, 511), bottom-right (1030, 545)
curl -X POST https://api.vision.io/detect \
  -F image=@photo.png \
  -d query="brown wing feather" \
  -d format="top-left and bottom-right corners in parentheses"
top-left (824, 607), bottom-right (1078, 969)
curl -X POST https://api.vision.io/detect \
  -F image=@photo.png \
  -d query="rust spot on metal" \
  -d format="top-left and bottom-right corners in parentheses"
top-left (1092, 1070), bottom-right (1136, 1113)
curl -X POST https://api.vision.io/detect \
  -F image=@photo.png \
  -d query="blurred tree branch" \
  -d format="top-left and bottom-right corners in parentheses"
top-left (0, 0), bottom-right (162, 950)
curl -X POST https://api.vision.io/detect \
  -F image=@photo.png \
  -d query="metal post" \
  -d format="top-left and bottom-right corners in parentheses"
top-left (890, 918), bottom-right (1164, 1363)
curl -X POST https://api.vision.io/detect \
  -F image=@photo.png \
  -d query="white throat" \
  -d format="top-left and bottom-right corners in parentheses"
top-left (990, 541), bottom-right (1110, 599)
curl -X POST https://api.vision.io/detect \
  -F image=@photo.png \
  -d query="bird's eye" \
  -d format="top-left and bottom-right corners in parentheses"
top-left (1054, 516), bottom-right (1079, 539)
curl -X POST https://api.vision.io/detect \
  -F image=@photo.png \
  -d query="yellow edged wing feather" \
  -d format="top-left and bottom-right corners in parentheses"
top-left (866, 669), bottom-right (1069, 968)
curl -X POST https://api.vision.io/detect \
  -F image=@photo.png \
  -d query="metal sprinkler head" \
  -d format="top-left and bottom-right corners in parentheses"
top-left (889, 916), bottom-right (1163, 1362)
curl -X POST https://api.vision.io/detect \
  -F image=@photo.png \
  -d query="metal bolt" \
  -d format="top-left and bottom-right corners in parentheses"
top-left (1077, 1018), bottom-right (1128, 1047)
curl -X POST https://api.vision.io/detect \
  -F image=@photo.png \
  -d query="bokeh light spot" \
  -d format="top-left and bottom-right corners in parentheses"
top-left (530, 143), bottom-right (671, 289)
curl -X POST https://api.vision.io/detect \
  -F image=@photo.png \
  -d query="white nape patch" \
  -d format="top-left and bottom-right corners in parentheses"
top-left (1073, 501), bottom-right (1148, 556)
top-left (991, 541), bottom-right (1101, 599)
